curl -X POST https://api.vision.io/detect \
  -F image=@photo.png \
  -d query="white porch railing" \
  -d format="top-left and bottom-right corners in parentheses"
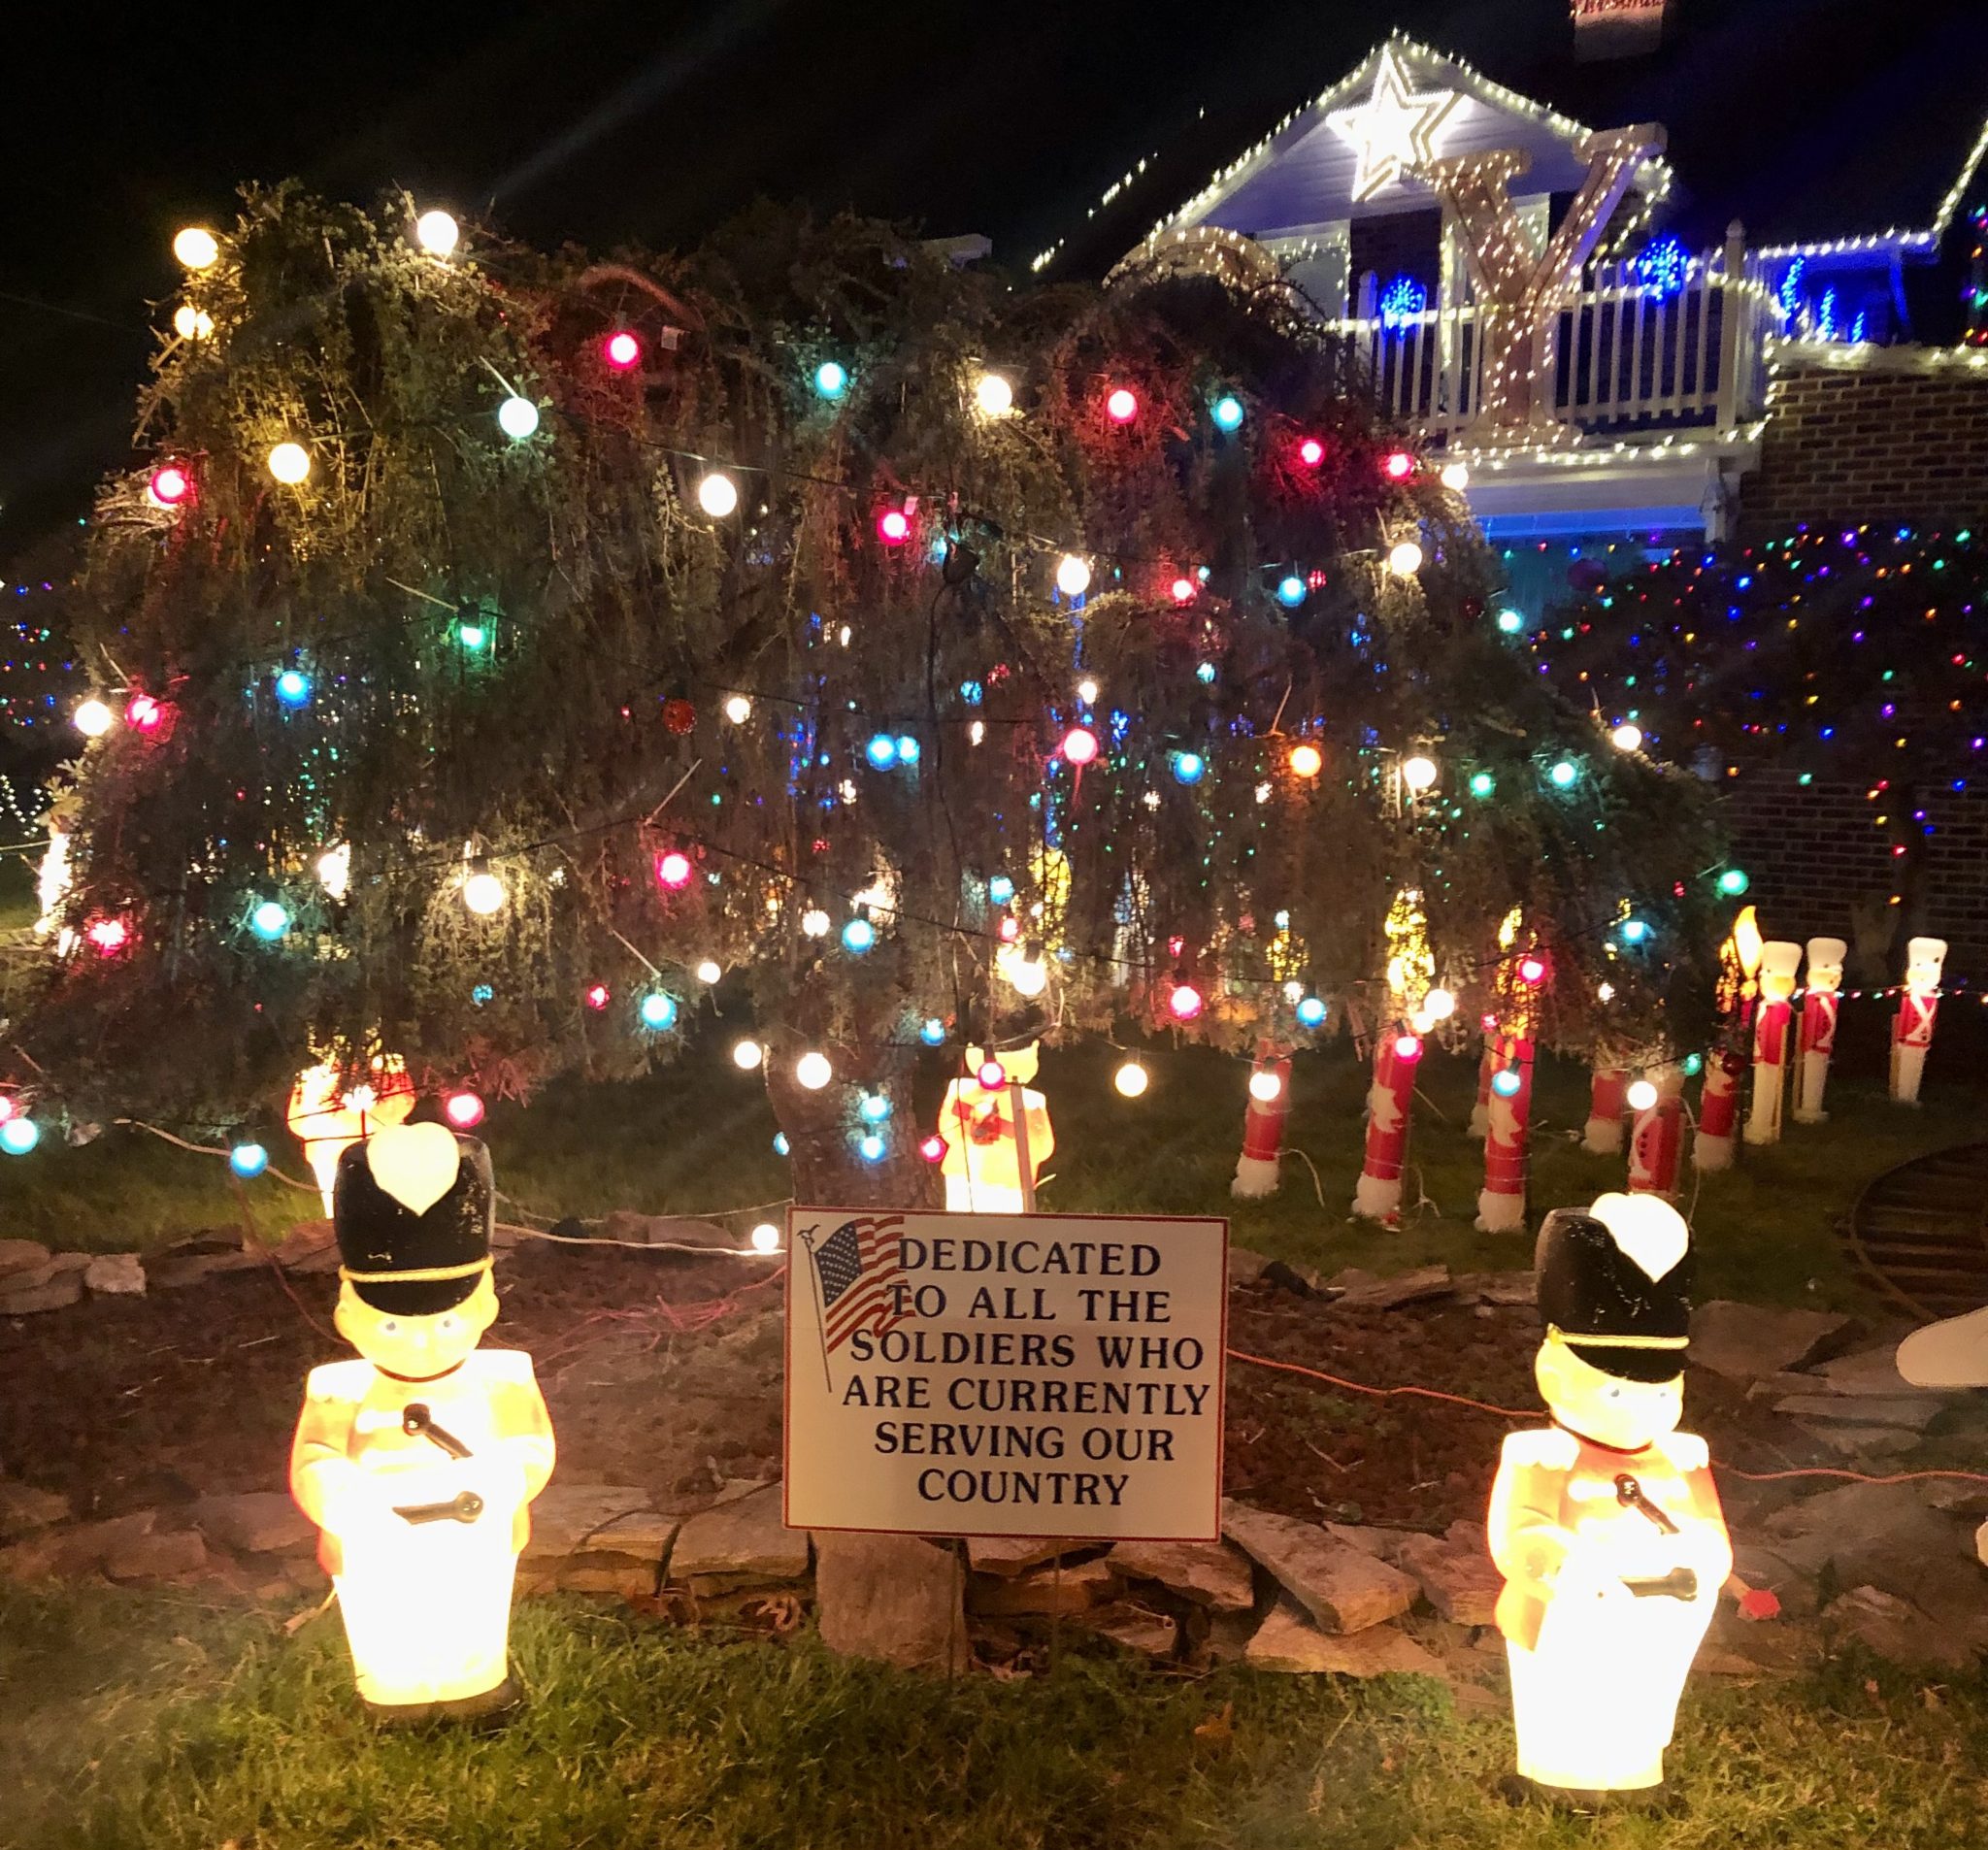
top-left (1328, 235), bottom-right (1772, 444)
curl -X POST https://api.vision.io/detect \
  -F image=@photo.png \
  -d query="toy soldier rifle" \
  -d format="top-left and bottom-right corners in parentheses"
top-left (1613, 1473), bottom-right (1699, 1599)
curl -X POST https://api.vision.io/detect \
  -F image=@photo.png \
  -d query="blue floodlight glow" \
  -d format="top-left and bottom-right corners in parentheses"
top-left (638, 992), bottom-right (679, 1030)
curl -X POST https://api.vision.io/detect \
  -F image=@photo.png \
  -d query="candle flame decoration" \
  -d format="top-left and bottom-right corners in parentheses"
top-left (289, 1125), bottom-right (554, 1720)
top-left (285, 1051), bottom-right (418, 1215)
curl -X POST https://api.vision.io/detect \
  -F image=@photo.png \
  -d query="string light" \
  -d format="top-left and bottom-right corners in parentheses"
top-left (1497, 608), bottom-right (1525, 634)
top-left (858, 1091), bottom-right (893, 1124)
top-left (694, 959), bottom-right (722, 983)
top-left (1547, 759), bottom-right (1578, 788)
top-left (1076, 677), bottom-right (1100, 705)
top-left (603, 331), bottom-right (642, 370)
top-left (1439, 461), bottom-right (1470, 491)
top-left (1114, 1060), bottom-right (1150, 1098)
top-left (796, 1050), bottom-right (833, 1091)
top-left (444, 1089), bottom-right (485, 1129)
top-left (1062, 726), bottom-right (1099, 765)
top-left (639, 993), bottom-right (679, 1031)
top-left (920, 1018), bottom-right (946, 1046)
top-left (1212, 394), bottom-right (1244, 430)
top-left (1382, 449), bottom-right (1415, 480)
top-left (73, 698), bottom-right (114, 739)
top-left (1393, 1033), bottom-right (1423, 1062)
top-left (698, 472), bottom-right (739, 517)
top-left (732, 1038), bottom-right (764, 1070)
top-left (841, 917), bottom-right (876, 953)
top-left (584, 983), bottom-right (612, 1010)
top-left (655, 850), bottom-right (694, 889)
top-left (229, 1140), bottom-right (269, 1178)
top-left (172, 305), bottom-right (214, 341)
top-left (865, 734), bottom-right (900, 769)
top-left (1626, 1078), bottom-right (1659, 1112)
top-left (497, 396), bottom-right (539, 440)
top-left (1717, 869), bottom-right (1751, 896)
top-left (919, 1133), bottom-right (947, 1162)
top-left (1247, 1069), bottom-right (1283, 1103)
top-left (147, 463), bottom-right (192, 508)
top-left (173, 227), bottom-right (219, 270)
top-left (1608, 723), bottom-right (1643, 752)
top-left (1387, 541), bottom-right (1424, 578)
top-left (1172, 750), bottom-right (1206, 784)
top-left (801, 908), bottom-right (831, 938)
top-left (1401, 753), bottom-right (1438, 792)
top-left (722, 694), bottom-right (752, 723)
top-left (973, 371), bottom-right (1013, 417)
top-left (1296, 996), bottom-right (1327, 1028)
top-left (877, 508), bottom-right (911, 545)
top-left (1055, 554), bottom-right (1092, 597)
top-left (750, 1222), bottom-right (781, 1252)
top-left (1106, 386), bottom-right (1139, 423)
top-left (1470, 770), bottom-right (1497, 797)
top-left (1491, 1068), bottom-right (1522, 1098)
top-left (414, 211), bottom-right (459, 259)
top-left (1169, 983), bottom-right (1204, 1021)
top-left (1276, 575), bottom-right (1307, 608)
top-left (857, 1134), bottom-right (886, 1163)
top-left (267, 443), bottom-right (312, 485)
top-left (275, 669), bottom-right (312, 708)
top-left (1297, 438), bottom-right (1325, 467)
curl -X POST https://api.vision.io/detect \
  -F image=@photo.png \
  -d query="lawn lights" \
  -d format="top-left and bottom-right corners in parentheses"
top-left (289, 1123), bottom-right (555, 1721)
top-left (937, 1042), bottom-right (1053, 1214)
top-left (1489, 1195), bottom-right (1728, 1800)
top-left (1890, 937), bottom-right (1947, 1105)
top-left (1792, 938), bottom-right (1846, 1123)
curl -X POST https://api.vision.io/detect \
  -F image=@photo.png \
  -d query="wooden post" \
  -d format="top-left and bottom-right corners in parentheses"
top-left (1714, 218), bottom-right (1748, 428)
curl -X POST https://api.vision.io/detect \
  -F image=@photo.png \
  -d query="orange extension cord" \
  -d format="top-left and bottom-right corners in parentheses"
top-left (1227, 1347), bottom-right (1988, 1490)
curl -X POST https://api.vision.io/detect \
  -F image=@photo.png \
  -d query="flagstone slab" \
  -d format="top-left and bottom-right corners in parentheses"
top-left (1107, 1537), bottom-right (1256, 1611)
top-left (672, 1483), bottom-right (808, 1593)
top-left (1223, 1500), bottom-right (1418, 1635)
top-left (1244, 1600), bottom-right (1445, 1678)
top-left (814, 1531), bottom-right (968, 1671)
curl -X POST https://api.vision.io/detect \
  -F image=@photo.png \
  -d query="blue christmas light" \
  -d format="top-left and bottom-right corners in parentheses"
top-left (1378, 274), bottom-right (1428, 328)
top-left (639, 992), bottom-right (679, 1030)
top-left (274, 669), bottom-right (311, 708)
top-left (813, 360), bottom-right (848, 400)
top-left (896, 735), bottom-right (920, 766)
top-left (959, 680), bottom-right (983, 706)
top-left (842, 917), bottom-right (876, 953)
top-left (920, 1017), bottom-right (946, 1046)
top-left (1295, 995), bottom-right (1327, 1029)
top-left (1497, 608), bottom-right (1524, 635)
top-left (773, 1131), bottom-right (790, 1157)
top-left (1634, 234), bottom-right (1688, 299)
top-left (1172, 750), bottom-right (1206, 784)
top-left (1620, 918), bottom-right (1650, 944)
top-left (858, 1092), bottom-right (892, 1124)
top-left (472, 983), bottom-right (494, 1006)
top-left (248, 899), bottom-right (290, 941)
top-left (1276, 575), bottom-right (1307, 608)
top-left (229, 1141), bottom-right (269, 1178)
top-left (1548, 760), bottom-right (1578, 788)
top-left (1491, 1068), bottom-right (1523, 1098)
top-left (1195, 662), bottom-right (1216, 685)
top-left (857, 1133), bottom-right (886, 1163)
top-left (987, 875), bottom-right (1014, 905)
top-left (865, 734), bottom-right (899, 769)
top-left (1211, 394), bottom-right (1244, 431)
top-left (0, 1117), bottom-right (39, 1156)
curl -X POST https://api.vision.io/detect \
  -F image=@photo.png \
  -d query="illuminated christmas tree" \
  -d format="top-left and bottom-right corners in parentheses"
top-left (26, 188), bottom-right (1727, 1197)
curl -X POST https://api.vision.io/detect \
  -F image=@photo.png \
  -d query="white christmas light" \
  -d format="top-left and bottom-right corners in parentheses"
top-left (1402, 753), bottom-right (1439, 792)
top-left (72, 698), bottom-right (115, 739)
top-left (173, 226), bottom-right (219, 270)
top-left (1424, 987), bottom-right (1456, 1020)
top-left (461, 864), bottom-right (507, 916)
top-left (172, 304), bottom-right (214, 341)
top-left (497, 396), bottom-right (539, 441)
top-left (1248, 1069), bottom-right (1283, 1103)
top-left (973, 371), bottom-right (1013, 417)
top-left (732, 1039), bottom-right (764, 1071)
top-left (722, 694), bottom-right (752, 724)
top-left (414, 210), bottom-right (459, 258)
top-left (795, 1050), bottom-right (833, 1091)
top-left (1609, 723), bottom-right (1644, 752)
top-left (1440, 460), bottom-right (1471, 490)
top-left (1627, 1078), bottom-right (1659, 1112)
top-left (801, 908), bottom-right (831, 938)
top-left (1114, 1060), bottom-right (1149, 1099)
top-left (1387, 541), bottom-right (1424, 578)
top-left (268, 442), bottom-right (312, 485)
top-left (1055, 554), bottom-right (1092, 597)
top-left (1077, 677), bottom-right (1099, 705)
top-left (697, 472), bottom-right (739, 517)
top-left (315, 842), bottom-right (351, 902)
top-left (695, 960), bottom-right (722, 984)
top-left (749, 1222), bottom-right (781, 1253)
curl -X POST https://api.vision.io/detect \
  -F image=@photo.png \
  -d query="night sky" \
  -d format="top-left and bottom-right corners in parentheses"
top-left (4, 0), bottom-right (1984, 554)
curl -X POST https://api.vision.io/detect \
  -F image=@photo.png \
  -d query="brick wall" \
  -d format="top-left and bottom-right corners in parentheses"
top-left (1743, 352), bottom-right (1988, 533)
top-left (1717, 772), bottom-right (1988, 982)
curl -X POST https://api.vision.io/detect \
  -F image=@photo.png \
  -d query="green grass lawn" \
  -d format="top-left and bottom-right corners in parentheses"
top-left (5, 1583), bottom-right (1986, 1850)
top-left (1, 1032), bottom-right (1975, 1310)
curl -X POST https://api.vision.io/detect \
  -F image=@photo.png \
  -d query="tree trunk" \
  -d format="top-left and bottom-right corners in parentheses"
top-left (765, 1041), bottom-right (944, 1210)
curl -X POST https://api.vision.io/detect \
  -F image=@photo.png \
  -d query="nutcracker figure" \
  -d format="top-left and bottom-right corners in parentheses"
top-left (1231, 1040), bottom-right (1293, 1199)
top-left (1897, 1306), bottom-right (1988, 1567)
top-left (1626, 1067), bottom-right (1685, 1202)
top-left (1792, 937), bottom-right (1846, 1124)
top-left (1889, 937), bottom-right (1947, 1105)
top-left (1583, 1068), bottom-right (1630, 1156)
top-left (290, 1122), bottom-right (555, 1720)
top-left (938, 1042), bottom-right (1054, 1213)
top-left (1743, 942), bottom-right (1802, 1147)
top-left (1489, 1194), bottom-right (1730, 1802)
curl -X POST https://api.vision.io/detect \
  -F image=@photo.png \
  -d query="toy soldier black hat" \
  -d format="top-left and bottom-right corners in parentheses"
top-left (1535, 1194), bottom-right (1693, 1383)
top-left (335, 1122), bottom-right (494, 1315)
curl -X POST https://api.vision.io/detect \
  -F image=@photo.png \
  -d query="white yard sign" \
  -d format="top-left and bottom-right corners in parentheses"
top-left (784, 1208), bottom-right (1227, 1540)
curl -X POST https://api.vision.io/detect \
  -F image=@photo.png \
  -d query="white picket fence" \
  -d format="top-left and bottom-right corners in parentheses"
top-left (1330, 244), bottom-right (1771, 442)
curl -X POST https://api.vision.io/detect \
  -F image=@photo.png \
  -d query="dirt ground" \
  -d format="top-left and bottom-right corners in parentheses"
top-left (0, 1234), bottom-right (1834, 1537)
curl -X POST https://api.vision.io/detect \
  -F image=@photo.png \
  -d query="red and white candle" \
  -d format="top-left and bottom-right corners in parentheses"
top-left (1475, 1032), bottom-right (1535, 1233)
top-left (1352, 1030), bottom-right (1421, 1222)
top-left (1583, 1067), bottom-right (1630, 1155)
top-left (1627, 1067), bottom-right (1685, 1202)
top-left (1231, 1040), bottom-right (1293, 1199)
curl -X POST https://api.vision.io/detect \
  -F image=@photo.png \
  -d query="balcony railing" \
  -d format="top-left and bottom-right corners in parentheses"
top-left (1329, 238), bottom-right (1772, 445)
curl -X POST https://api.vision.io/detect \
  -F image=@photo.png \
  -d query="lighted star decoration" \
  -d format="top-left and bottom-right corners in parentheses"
top-left (1326, 46), bottom-right (1460, 204)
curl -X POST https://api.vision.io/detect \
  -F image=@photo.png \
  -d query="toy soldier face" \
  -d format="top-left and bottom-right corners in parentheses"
top-left (1536, 1338), bottom-right (1682, 1452)
top-left (1759, 971), bottom-right (1796, 1003)
top-left (1906, 957), bottom-right (1942, 992)
top-left (334, 1272), bottom-right (498, 1378)
top-left (1808, 965), bottom-right (1842, 993)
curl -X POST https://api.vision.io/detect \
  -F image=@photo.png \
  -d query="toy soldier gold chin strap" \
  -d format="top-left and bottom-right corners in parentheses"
top-left (339, 1258), bottom-right (492, 1287)
top-left (1543, 1324), bottom-right (1687, 1354)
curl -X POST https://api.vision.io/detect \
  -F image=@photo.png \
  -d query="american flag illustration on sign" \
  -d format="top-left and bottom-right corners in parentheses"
top-left (805, 1214), bottom-right (909, 1358)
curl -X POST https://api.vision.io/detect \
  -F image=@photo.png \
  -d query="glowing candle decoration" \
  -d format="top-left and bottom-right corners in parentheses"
top-left (1489, 1196), bottom-right (1727, 1800)
top-left (175, 226), bottom-right (220, 270)
top-left (148, 462), bottom-right (192, 508)
top-left (973, 371), bottom-right (1013, 417)
top-left (1627, 1067), bottom-right (1686, 1202)
top-left (602, 330), bottom-right (642, 370)
top-left (1055, 553), bottom-right (1092, 597)
top-left (497, 396), bottom-right (539, 441)
top-left (268, 442), bottom-right (312, 485)
top-left (445, 1090), bottom-right (486, 1130)
top-left (939, 1042), bottom-right (1053, 1214)
top-left (1890, 937), bottom-right (1947, 1105)
top-left (414, 210), bottom-right (459, 258)
top-left (1792, 937), bottom-right (1846, 1124)
top-left (289, 1125), bottom-right (555, 1719)
top-left (230, 1140), bottom-right (269, 1178)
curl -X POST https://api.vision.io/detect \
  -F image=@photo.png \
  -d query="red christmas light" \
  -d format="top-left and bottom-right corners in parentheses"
top-left (1393, 1033), bottom-right (1424, 1061)
top-left (1106, 386), bottom-right (1139, 423)
top-left (125, 693), bottom-right (166, 734)
top-left (444, 1089), bottom-right (485, 1130)
top-left (84, 916), bottom-right (130, 955)
top-left (584, 982), bottom-right (611, 1010)
top-left (1518, 954), bottom-right (1548, 986)
top-left (877, 508), bottom-right (911, 545)
top-left (603, 330), bottom-right (642, 370)
top-left (655, 850), bottom-right (693, 889)
top-left (1296, 438), bottom-right (1325, 468)
top-left (977, 1059), bottom-right (1007, 1089)
top-left (1170, 577), bottom-right (1196, 604)
top-left (147, 463), bottom-right (192, 508)
top-left (1061, 726), bottom-right (1099, 766)
top-left (1382, 449), bottom-right (1415, 481)
top-left (919, 1133), bottom-right (947, 1163)
top-left (1169, 982), bottom-right (1204, 1021)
